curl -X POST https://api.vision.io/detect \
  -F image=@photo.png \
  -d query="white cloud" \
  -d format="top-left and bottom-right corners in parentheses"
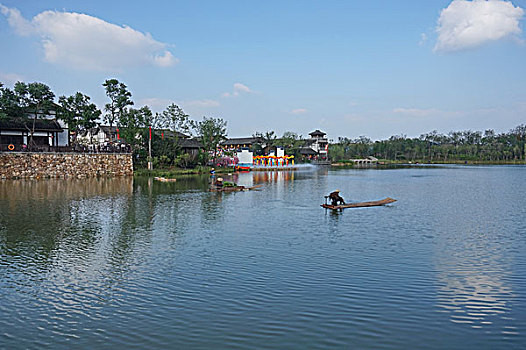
top-left (393, 108), bottom-right (441, 117)
top-left (222, 83), bottom-right (253, 97)
top-left (138, 98), bottom-right (174, 111)
top-left (290, 108), bottom-right (307, 114)
top-left (0, 4), bottom-right (178, 70)
top-left (0, 71), bottom-right (24, 84)
top-left (343, 113), bottom-right (367, 122)
top-left (153, 51), bottom-right (178, 67)
top-left (184, 99), bottom-right (220, 107)
top-left (0, 5), bottom-right (33, 35)
top-left (419, 33), bottom-right (428, 46)
top-left (138, 97), bottom-right (220, 113)
top-left (434, 0), bottom-right (524, 53)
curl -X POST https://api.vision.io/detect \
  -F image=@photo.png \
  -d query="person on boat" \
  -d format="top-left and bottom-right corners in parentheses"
top-left (328, 190), bottom-right (345, 206)
top-left (215, 177), bottom-right (224, 188)
top-left (210, 167), bottom-right (215, 175)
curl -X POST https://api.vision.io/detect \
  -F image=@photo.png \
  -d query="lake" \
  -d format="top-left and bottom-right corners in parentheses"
top-left (1, 165), bottom-right (525, 349)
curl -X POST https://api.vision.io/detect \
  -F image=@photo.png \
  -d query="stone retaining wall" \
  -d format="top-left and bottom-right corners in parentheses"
top-left (0, 152), bottom-right (133, 179)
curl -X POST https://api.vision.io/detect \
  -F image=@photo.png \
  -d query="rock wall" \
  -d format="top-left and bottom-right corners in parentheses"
top-left (0, 153), bottom-right (133, 179)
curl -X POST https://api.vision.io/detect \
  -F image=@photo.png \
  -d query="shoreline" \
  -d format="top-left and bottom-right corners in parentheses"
top-left (135, 160), bottom-right (526, 178)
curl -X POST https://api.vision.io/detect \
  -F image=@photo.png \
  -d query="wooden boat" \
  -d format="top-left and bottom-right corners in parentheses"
top-left (154, 177), bottom-right (177, 182)
top-left (321, 197), bottom-right (396, 209)
top-left (209, 184), bottom-right (262, 192)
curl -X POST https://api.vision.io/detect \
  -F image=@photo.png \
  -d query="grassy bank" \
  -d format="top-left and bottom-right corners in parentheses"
top-left (134, 166), bottom-right (236, 178)
top-left (385, 159), bottom-right (526, 165)
top-left (331, 159), bottom-right (526, 167)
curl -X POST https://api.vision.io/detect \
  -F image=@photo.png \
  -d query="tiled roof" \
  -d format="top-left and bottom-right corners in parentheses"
top-left (0, 117), bottom-right (63, 131)
top-left (179, 138), bottom-right (202, 148)
top-left (221, 137), bottom-right (263, 146)
top-left (309, 129), bottom-right (326, 137)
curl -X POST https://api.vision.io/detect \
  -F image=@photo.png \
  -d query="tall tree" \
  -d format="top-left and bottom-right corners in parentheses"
top-left (118, 106), bottom-right (152, 148)
top-left (195, 116), bottom-right (227, 164)
top-left (279, 131), bottom-right (303, 157)
top-left (157, 103), bottom-right (193, 156)
top-left (14, 81), bottom-right (55, 149)
top-left (0, 83), bottom-right (22, 121)
top-left (57, 92), bottom-right (101, 143)
top-left (102, 79), bottom-right (133, 136)
top-left (253, 130), bottom-right (277, 154)
top-left (510, 125), bottom-right (526, 159)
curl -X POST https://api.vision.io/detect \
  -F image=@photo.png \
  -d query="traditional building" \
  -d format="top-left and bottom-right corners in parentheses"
top-left (76, 125), bottom-right (118, 145)
top-left (221, 137), bottom-right (264, 151)
top-left (300, 129), bottom-right (329, 160)
top-left (0, 117), bottom-right (69, 151)
top-left (179, 138), bottom-right (202, 156)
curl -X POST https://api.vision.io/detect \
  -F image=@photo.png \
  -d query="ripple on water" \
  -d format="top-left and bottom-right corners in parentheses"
top-left (1, 168), bottom-right (526, 349)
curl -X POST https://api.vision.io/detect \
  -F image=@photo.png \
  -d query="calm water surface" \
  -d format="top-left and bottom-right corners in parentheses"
top-left (1, 165), bottom-right (525, 349)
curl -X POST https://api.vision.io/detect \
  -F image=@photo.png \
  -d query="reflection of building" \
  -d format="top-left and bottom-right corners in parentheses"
top-left (300, 129), bottom-right (328, 161)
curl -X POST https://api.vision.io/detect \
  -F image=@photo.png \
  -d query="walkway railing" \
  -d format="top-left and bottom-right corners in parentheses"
top-left (0, 144), bottom-right (131, 153)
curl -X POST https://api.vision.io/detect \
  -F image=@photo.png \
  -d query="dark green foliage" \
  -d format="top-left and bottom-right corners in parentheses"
top-left (0, 83), bottom-right (23, 120)
top-left (330, 126), bottom-right (526, 162)
top-left (11, 81), bottom-right (55, 149)
top-left (57, 92), bottom-right (101, 138)
top-left (195, 116), bottom-right (227, 163)
top-left (102, 79), bottom-right (133, 130)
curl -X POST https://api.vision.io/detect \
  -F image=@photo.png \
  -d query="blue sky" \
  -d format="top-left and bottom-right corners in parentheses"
top-left (1, 0), bottom-right (525, 140)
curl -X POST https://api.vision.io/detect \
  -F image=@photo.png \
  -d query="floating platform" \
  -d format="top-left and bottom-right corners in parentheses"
top-left (154, 177), bottom-right (177, 182)
top-left (321, 197), bottom-right (396, 209)
top-left (209, 184), bottom-right (262, 192)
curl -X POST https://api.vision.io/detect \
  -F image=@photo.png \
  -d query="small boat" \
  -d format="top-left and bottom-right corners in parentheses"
top-left (235, 165), bottom-right (252, 171)
top-left (154, 177), bottom-right (177, 182)
top-left (209, 184), bottom-right (262, 192)
top-left (321, 197), bottom-right (396, 209)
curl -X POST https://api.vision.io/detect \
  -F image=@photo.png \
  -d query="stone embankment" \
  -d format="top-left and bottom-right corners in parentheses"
top-left (0, 152), bottom-right (133, 179)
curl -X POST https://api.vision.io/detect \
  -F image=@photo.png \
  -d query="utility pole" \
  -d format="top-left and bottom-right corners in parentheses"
top-left (148, 125), bottom-right (152, 170)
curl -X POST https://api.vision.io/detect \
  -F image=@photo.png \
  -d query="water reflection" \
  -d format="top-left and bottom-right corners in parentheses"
top-left (0, 177), bottom-right (133, 200)
top-left (1, 167), bottom-right (525, 349)
top-left (436, 266), bottom-right (513, 327)
top-left (434, 221), bottom-right (517, 333)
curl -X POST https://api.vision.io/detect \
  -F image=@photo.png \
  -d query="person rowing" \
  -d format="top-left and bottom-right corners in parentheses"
top-left (328, 189), bottom-right (345, 206)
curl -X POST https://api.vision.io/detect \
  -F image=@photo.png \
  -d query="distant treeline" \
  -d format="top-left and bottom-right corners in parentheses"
top-left (330, 126), bottom-right (526, 162)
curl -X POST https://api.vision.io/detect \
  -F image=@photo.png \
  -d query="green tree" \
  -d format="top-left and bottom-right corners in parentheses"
top-left (0, 83), bottom-right (22, 121)
top-left (57, 92), bottom-right (101, 143)
top-left (195, 116), bottom-right (227, 164)
top-left (14, 81), bottom-right (56, 149)
top-left (510, 124), bottom-right (526, 160)
top-left (102, 79), bottom-right (133, 134)
top-left (118, 106), bottom-right (152, 149)
top-left (253, 130), bottom-right (277, 154)
top-left (156, 103), bottom-right (193, 158)
top-left (279, 131), bottom-right (303, 157)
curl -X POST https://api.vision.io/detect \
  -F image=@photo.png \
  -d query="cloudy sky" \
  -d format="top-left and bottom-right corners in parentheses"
top-left (1, 0), bottom-right (525, 140)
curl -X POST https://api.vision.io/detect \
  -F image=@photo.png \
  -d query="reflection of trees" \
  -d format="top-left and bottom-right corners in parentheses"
top-left (0, 178), bottom-right (132, 265)
top-left (105, 179), bottom-right (157, 270)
